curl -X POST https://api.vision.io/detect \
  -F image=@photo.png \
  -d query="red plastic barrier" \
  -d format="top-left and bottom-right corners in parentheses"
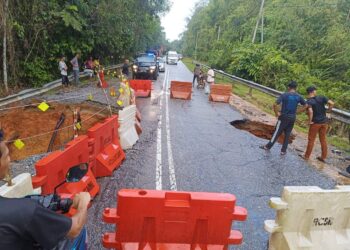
top-left (99, 70), bottom-right (108, 88)
top-left (102, 189), bottom-right (247, 249)
top-left (129, 79), bottom-right (152, 97)
top-left (88, 115), bottom-right (125, 178)
top-left (32, 136), bottom-right (99, 198)
top-left (209, 84), bottom-right (232, 103)
top-left (170, 81), bottom-right (192, 100)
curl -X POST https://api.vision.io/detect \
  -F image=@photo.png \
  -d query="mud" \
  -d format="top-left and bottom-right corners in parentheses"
top-left (230, 119), bottom-right (295, 144)
top-left (0, 102), bottom-right (109, 161)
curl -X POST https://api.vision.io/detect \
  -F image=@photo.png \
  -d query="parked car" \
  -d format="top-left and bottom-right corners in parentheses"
top-left (132, 54), bottom-right (158, 80)
top-left (178, 54), bottom-right (183, 60)
top-left (166, 51), bottom-right (178, 65)
top-left (158, 57), bottom-right (165, 72)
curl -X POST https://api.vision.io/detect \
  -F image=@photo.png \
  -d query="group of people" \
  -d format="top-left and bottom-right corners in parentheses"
top-left (192, 64), bottom-right (215, 93)
top-left (59, 52), bottom-right (100, 87)
top-left (193, 65), bottom-right (334, 162)
top-left (259, 81), bottom-right (334, 161)
top-left (0, 62), bottom-right (335, 249)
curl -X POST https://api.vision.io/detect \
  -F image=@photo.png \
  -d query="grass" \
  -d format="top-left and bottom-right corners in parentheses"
top-left (183, 57), bottom-right (350, 153)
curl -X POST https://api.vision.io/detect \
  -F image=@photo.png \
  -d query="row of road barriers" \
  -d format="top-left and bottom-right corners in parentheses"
top-left (1, 76), bottom-right (350, 248)
top-left (169, 80), bottom-right (233, 103)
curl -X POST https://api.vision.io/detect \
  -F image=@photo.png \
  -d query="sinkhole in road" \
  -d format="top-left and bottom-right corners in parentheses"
top-left (1, 101), bottom-right (109, 161)
top-left (230, 119), bottom-right (295, 144)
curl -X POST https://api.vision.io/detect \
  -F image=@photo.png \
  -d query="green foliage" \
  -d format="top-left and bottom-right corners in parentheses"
top-left (180, 0), bottom-right (350, 109)
top-left (1, 0), bottom-right (170, 88)
top-left (21, 59), bottom-right (52, 88)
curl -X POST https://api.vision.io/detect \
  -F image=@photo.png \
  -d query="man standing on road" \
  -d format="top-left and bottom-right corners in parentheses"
top-left (205, 67), bottom-right (215, 94)
top-left (122, 59), bottom-right (129, 79)
top-left (59, 56), bottom-right (69, 87)
top-left (260, 81), bottom-right (307, 155)
top-left (70, 52), bottom-right (81, 85)
top-left (193, 64), bottom-right (201, 87)
top-left (58, 56), bottom-right (69, 87)
top-left (302, 86), bottom-right (334, 162)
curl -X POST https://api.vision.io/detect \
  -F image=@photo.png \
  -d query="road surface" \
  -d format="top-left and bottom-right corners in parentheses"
top-left (87, 61), bottom-right (335, 249)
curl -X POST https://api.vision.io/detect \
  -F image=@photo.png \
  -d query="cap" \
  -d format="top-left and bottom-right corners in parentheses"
top-left (287, 81), bottom-right (298, 89)
top-left (306, 86), bottom-right (317, 94)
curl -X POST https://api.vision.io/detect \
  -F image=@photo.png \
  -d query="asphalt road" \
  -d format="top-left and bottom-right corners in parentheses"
top-left (87, 61), bottom-right (336, 249)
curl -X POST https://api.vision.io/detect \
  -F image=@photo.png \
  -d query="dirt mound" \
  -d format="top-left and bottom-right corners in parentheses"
top-left (1, 102), bottom-right (109, 161)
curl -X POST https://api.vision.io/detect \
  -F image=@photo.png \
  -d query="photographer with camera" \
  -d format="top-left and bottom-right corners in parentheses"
top-left (0, 129), bottom-right (90, 250)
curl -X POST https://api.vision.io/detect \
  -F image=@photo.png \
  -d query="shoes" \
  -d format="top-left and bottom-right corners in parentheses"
top-left (298, 154), bottom-right (308, 160)
top-left (280, 151), bottom-right (287, 155)
top-left (259, 145), bottom-right (269, 151)
top-left (316, 156), bottom-right (327, 163)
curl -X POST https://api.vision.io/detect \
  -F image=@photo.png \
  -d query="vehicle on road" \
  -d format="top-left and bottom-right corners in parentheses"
top-left (132, 54), bottom-right (158, 80)
top-left (178, 54), bottom-right (183, 60)
top-left (158, 57), bottom-right (165, 72)
top-left (166, 51), bottom-right (178, 65)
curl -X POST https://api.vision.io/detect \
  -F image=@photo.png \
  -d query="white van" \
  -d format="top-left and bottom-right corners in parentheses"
top-left (166, 51), bottom-right (178, 65)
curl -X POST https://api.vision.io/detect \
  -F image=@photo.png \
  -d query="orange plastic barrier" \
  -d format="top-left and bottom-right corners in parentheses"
top-left (102, 189), bottom-right (247, 249)
top-left (88, 115), bottom-right (126, 178)
top-left (170, 81), bottom-right (192, 100)
top-left (209, 84), bottom-right (232, 103)
top-left (129, 79), bottom-right (152, 97)
top-left (32, 136), bottom-right (99, 198)
top-left (99, 71), bottom-right (109, 88)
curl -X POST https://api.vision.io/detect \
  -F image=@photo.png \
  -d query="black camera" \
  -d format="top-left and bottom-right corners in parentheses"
top-left (26, 194), bottom-right (73, 214)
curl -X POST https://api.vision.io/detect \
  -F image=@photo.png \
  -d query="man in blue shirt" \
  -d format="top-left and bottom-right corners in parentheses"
top-left (260, 81), bottom-right (307, 155)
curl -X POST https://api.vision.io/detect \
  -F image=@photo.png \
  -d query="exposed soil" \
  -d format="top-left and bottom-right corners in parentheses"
top-left (230, 119), bottom-right (295, 144)
top-left (1, 102), bottom-right (109, 161)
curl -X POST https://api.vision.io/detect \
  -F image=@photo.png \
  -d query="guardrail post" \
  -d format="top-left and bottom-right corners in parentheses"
top-left (248, 87), bottom-right (253, 97)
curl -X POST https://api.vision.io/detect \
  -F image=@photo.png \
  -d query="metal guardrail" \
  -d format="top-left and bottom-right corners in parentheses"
top-left (195, 61), bottom-right (350, 125)
top-left (0, 64), bottom-right (123, 108)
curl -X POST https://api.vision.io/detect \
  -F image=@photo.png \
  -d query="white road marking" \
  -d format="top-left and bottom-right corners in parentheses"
top-left (165, 76), bottom-right (177, 191)
top-left (155, 71), bottom-right (168, 190)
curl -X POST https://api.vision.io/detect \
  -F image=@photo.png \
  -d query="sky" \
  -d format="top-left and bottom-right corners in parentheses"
top-left (161, 0), bottom-right (198, 41)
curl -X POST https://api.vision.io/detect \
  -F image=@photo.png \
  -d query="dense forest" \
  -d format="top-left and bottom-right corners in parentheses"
top-left (179, 0), bottom-right (350, 109)
top-left (0, 0), bottom-right (169, 92)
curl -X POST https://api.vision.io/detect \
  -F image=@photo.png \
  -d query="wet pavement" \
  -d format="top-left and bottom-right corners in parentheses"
top-left (86, 61), bottom-right (336, 249)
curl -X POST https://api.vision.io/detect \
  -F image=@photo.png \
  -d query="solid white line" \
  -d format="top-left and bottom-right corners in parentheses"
top-left (155, 71), bottom-right (167, 190)
top-left (156, 70), bottom-right (167, 190)
top-left (165, 76), bottom-right (177, 191)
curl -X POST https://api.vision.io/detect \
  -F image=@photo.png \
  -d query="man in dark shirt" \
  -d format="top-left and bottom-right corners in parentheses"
top-left (193, 64), bottom-right (201, 87)
top-left (303, 86), bottom-right (334, 162)
top-left (122, 59), bottom-right (129, 79)
top-left (0, 133), bottom-right (90, 249)
top-left (260, 81), bottom-right (307, 155)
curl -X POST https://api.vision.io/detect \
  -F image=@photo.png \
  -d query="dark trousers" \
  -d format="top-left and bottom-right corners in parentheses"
top-left (266, 114), bottom-right (295, 152)
top-left (61, 75), bottom-right (69, 86)
top-left (193, 74), bottom-right (199, 86)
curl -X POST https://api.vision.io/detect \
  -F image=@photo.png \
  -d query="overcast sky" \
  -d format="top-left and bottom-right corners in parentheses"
top-left (161, 0), bottom-right (198, 41)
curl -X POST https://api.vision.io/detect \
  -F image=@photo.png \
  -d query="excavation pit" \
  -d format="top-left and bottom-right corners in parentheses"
top-left (1, 101), bottom-right (110, 161)
top-left (230, 119), bottom-right (295, 144)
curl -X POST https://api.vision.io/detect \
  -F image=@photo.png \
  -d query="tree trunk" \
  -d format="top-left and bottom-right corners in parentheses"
top-left (2, 0), bottom-right (9, 93)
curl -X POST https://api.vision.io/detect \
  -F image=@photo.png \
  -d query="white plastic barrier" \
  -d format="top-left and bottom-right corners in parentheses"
top-left (118, 105), bottom-right (139, 149)
top-left (0, 173), bottom-right (41, 198)
top-left (265, 185), bottom-right (350, 250)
